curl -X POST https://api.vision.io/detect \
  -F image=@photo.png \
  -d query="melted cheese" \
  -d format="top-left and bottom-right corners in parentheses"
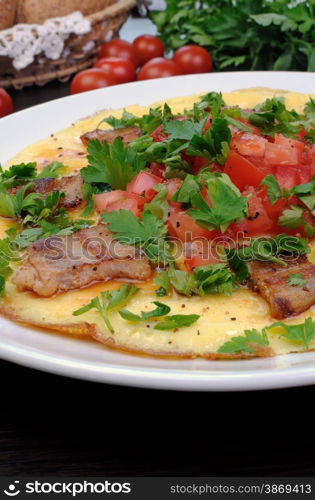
top-left (2, 87), bottom-right (315, 357)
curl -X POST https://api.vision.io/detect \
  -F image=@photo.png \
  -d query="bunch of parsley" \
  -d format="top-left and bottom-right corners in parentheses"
top-left (151, 0), bottom-right (315, 72)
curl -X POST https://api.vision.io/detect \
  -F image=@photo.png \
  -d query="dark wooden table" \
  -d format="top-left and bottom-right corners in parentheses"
top-left (1, 83), bottom-right (314, 477)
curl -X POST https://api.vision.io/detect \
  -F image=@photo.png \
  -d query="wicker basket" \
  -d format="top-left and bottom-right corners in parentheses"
top-left (0, 0), bottom-right (136, 89)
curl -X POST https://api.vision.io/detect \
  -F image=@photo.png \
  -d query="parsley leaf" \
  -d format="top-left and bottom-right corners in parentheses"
top-left (154, 271), bottom-right (171, 297)
top-left (278, 205), bottom-right (304, 229)
top-left (186, 117), bottom-right (231, 165)
top-left (164, 119), bottom-right (204, 141)
top-left (287, 273), bottom-right (307, 287)
top-left (226, 234), bottom-right (309, 282)
top-left (188, 175), bottom-right (247, 232)
top-left (0, 163), bottom-right (37, 190)
top-left (217, 329), bottom-right (269, 354)
top-left (119, 301), bottom-right (171, 322)
top-left (154, 314), bottom-right (200, 330)
top-left (0, 237), bottom-right (18, 296)
top-left (167, 264), bottom-right (236, 297)
top-left (268, 317), bottom-right (315, 349)
top-left (73, 284), bottom-right (138, 333)
top-left (260, 174), bottom-right (290, 204)
top-left (248, 97), bottom-right (301, 138)
top-left (171, 174), bottom-right (200, 203)
top-left (101, 209), bottom-right (173, 266)
top-left (143, 184), bottom-right (169, 221)
top-left (37, 161), bottom-right (65, 179)
top-left (81, 138), bottom-right (145, 190)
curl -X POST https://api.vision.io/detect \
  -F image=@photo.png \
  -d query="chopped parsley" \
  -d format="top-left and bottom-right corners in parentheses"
top-left (217, 329), bottom-right (269, 354)
top-left (287, 273), bottom-right (307, 287)
top-left (187, 174), bottom-right (248, 232)
top-left (81, 138), bottom-right (146, 190)
top-left (73, 284), bottom-right (139, 333)
top-left (101, 209), bottom-right (173, 266)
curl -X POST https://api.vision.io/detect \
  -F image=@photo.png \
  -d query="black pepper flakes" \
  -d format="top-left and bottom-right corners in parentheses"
top-left (230, 317), bottom-right (237, 321)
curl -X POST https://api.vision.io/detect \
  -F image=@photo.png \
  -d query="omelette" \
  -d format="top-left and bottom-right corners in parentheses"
top-left (1, 86), bottom-right (315, 359)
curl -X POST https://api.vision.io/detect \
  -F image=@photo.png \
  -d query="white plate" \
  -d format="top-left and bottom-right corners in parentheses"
top-left (1, 71), bottom-right (315, 391)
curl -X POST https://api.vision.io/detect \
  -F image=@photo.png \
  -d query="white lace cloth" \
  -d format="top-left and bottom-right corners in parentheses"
top-left (0, 12), bottom-right (91, 70)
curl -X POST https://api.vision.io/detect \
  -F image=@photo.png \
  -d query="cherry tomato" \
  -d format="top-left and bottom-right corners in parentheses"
top-left (133, 35), bottom-right (164, 65)
top-left (173, 45), bottom-right (212, 74)
top-left (0, 88), bottom-right (13, 118)
top-left (99, 39), bottom-right (139, 66)
top-left (70, 69), bottom-right (117, 94)
top-left (138, 58), bottom-right (182, 80)
top-left (94, 57), bottom-right (136, 84)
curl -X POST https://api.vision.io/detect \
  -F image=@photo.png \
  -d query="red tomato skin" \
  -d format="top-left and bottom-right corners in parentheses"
top-left (223, 150), bottom-right (268, 190)
top-left (133, 35), bottom-right (164, 65)
top-left (70, 69), bottom-right (116, 94)
top-left (94, 190), bottom-right (125, 211)
top-left (99, 39), bottom-right (139, 66)
top-left (173, 45), bottom-right (212, 74)
top-left (258, 188), bottom-right (287, 221)
top-left (106, 198), bottom-right (139, 217)
top-left (232, 188), bottom-right (272, 236)
top-left (149, 162), bottom-right (165, 177)
top-left (0, 88), bottom-right (13, 117)
top-left (94, 57), bottom-right (136, 84)
top-left (126, 171), bottom-right (162, 195)
top-left (138, 58), bottom-right (182, 80)
top-left (167, 211), bottom-right (215, 242)
top-left (150, 124), bottom-right (168, 142)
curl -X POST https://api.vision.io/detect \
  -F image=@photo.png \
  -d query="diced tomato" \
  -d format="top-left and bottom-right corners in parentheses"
top-left (231, 132), bottom-right (267, 157)
top-left (203, 115), bottom-right (211, 132)
top-left (151, 124), bottom-right (168, 142)
top-left (184, 239), bottom-right (220, 272)
top-left (275, 134), bottom-right (304, 160)
top-left (232, 187), bottom-right (272, 236)
top-left (129, 192), bottom-right (146, 210)
top-left (258, 187), bottom-right (287, 221)
top-left (192, 156), bottom-right (211, 175)
top-left (223, 150), bottom-right (268, 190)
top-left (149, 162), bottom-right (165, 178)
top-left (275, 165), bottom-right (300, 190)
top-left (167, 211), bottom-right (216, 242)
top-left (165, 178), bottom-right (182, 209)
top-left (126, 171), bottom-right (162, 195)
top-left (264, 142), bottom-right (300, 166)
top-left (106, 198), bottom-right (139, 217)
top-left (143, 187), bottom-right (157, 203)
top-left (94, 190), bottom-right (125, 211)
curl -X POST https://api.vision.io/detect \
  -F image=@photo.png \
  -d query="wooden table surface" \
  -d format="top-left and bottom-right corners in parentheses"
top-left (1, 81), bottom-right (314, 477)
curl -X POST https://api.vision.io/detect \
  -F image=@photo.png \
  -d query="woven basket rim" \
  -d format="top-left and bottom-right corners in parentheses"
top-left (88, 0), bottom-right (137, 24)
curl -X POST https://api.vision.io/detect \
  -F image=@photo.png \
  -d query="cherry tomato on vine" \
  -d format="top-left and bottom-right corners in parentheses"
top-left (70, 69), bottom-right (117, 94)
top-left (94, 57), bottom-right (136, 84)
top-left (133, 35), bottom-right (164, 65)
top-left (99, 39), bottom-right (139, 66)
top-left (138, 57), bottom-right (182, 80)
top-left (173, 45), bottom-right (212, 74)
top-left (0, 88), bottom-right (13, 118)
